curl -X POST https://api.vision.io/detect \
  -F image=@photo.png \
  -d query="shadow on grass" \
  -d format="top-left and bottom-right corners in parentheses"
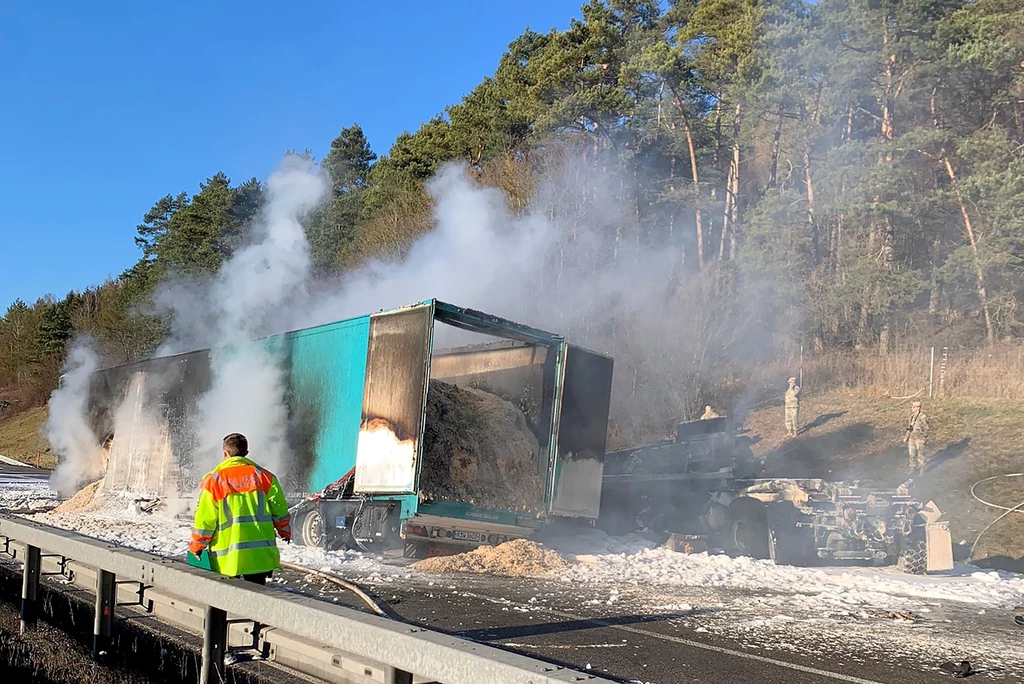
top-left (797, 411), bottom-right (847, 435)
top-left (926, 437), bottom-right (971, 473)
top-left (971, 555), bottom-right (1024, 575)
top-left (764, 423), bottom-right (877, 479)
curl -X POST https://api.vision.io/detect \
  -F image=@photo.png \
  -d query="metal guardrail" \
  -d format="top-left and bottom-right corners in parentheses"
top-left (0, 515), bottom-right (611, 684)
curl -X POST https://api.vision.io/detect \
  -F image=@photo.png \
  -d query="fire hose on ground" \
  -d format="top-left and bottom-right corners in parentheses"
top-left (279, 560), bottom-right (389, 617)
top-left (968, 473), bottom-right (1024, 560)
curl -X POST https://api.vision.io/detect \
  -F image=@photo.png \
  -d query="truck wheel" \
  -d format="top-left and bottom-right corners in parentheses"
top-left (897, 526), bottom-right (928, 575)
top-left (299, 509), bottom-right (325, 548)
top-left (727, 497), bottom-right (770, 560)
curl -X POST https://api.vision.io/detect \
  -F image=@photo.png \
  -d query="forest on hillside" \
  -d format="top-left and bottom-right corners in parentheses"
top-left (3, 0), bottom-right (1023, 430)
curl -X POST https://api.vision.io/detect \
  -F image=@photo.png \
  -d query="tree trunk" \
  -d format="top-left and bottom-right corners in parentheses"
top-left (805, 84), bottom-right (823, 266)
top-left (720, 160), bottom-right (733, 261)
top-left (711, 93), bottom-right (723, 207)
top-left (805, 150), bottom-right (818, 266)
top-left (729, 103), bottom-right (741, 261)
top-left (930, 87), bottom-right (995, 344)
top-left (943, 156), bottom-right (995, 344)
top-left (768, 104), bottom-right (784, 189)
top-left (683, 116), bottom-right (705, 270)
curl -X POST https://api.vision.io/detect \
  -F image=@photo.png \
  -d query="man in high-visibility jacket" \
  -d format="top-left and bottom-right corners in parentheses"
top-left (189, 433), bottom-right (291, 585)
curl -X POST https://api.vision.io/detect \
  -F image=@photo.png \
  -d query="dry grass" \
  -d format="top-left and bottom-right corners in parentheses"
top-left (0, 407), bottom-right (54, 469)
top-left (743, 390), bottom-right (1024, 564)
top-left (764, 344), bottom-right (1024, 400)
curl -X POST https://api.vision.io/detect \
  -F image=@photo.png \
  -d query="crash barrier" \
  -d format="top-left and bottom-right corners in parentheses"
top-left (0, 515), bottom-right (612, 684)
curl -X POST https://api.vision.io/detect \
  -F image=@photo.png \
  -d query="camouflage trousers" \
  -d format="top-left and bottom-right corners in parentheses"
top-left (908, 439), bottom-right (926, 474)
top-left (784, 407), bottom-right (799, 435)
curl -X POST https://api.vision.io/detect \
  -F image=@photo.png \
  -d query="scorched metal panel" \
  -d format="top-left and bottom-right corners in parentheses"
top-left (283, 316), bottom-right (371, 494)
top-left (354, 303), bottom-right (433, 494)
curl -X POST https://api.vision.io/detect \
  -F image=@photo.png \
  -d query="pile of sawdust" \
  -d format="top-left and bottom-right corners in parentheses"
top-left (413, 538), bottom-right (568, 577)
top-left (420, 380), bottom-right (542, 512)
top-left (52, 479), bottom-right (103, 514)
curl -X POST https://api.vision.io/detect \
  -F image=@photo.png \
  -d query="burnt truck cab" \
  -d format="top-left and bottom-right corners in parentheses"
top-left (289, 300), bottom-right (614, 558)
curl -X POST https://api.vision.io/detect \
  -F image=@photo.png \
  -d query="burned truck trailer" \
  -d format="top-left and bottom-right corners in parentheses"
top-left (289, 300), bottom-right (614, 557)
top-left (77, 300), bottom-right (614, 558)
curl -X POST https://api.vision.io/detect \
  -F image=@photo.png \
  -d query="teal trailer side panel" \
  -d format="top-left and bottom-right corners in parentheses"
top-left (284, 315), bottom-right (371, 493)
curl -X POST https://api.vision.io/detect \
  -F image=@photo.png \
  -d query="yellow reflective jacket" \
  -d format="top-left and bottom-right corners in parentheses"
top-left (189, 456), bottom-right (291, 577)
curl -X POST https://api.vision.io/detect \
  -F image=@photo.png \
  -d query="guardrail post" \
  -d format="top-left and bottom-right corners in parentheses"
top-left (93, 569), bottom-right (116, 658)
top-left (20, 544), bottom-right (41, 633)
top-left (385, 666), bottom-right (414, 684)
top-left (200, 605), bottom-right (228, 684)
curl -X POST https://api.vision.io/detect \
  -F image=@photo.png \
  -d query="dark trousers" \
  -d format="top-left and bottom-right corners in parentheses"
top-left (241, 571), bottom-right (271, 585)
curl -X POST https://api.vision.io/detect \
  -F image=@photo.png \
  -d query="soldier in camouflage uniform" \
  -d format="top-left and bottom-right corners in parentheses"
top-left (904, 401), bottom-right (928, 476)
top-left (784, 377), bottom-right (800, 437)
top-left (701, 405), bottom-right (720, 420)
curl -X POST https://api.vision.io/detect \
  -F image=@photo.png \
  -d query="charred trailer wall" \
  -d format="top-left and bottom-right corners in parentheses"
top-left (549, 345), bottom-right (614, 519)
top-left (81, 350), bottom-right (212, 497)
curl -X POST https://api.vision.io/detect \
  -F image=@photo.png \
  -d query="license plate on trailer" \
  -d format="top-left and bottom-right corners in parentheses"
top-left (452, 530), bottom-right (484, 542)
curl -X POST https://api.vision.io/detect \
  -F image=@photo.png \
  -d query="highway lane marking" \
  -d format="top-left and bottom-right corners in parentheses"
top-left (459, 591), bottom-right (887, 684)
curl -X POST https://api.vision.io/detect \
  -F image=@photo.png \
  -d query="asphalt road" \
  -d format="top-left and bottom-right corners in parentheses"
top-left (0, 459), bottom-right (48, 482)
top-left (281, 567), bottom-right (1022, 684)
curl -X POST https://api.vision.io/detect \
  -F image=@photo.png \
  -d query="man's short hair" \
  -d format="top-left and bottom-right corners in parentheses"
top-left (911, 401), bottom-right (922, 408)
top-left (223, 433), bottom-right (249, 457)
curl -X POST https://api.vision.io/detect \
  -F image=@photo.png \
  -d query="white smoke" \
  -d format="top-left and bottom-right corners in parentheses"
top-left (301, 164), bottom-right (558, 327)
top-left (45, 342), bottom-right (103, 495)
top-left (164, 155), bottom-right (329, 478)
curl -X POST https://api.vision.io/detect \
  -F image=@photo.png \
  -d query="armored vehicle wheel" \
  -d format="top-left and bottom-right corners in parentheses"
top-left (897, 525), bottom-right (928, 575)
top-left (727, 497), bottom-right (770, 560)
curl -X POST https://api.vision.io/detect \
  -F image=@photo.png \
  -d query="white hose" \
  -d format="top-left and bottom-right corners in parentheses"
top-left (968, 473), bottom-right (1024, 560)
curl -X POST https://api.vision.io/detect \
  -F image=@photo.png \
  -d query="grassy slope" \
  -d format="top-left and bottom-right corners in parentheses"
top-left (743, 391), bottom-right (1024, 565)
top-left (0, 407), bottom-right (55, 469)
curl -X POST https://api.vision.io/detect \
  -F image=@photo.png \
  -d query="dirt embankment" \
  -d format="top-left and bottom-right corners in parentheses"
top-left (0, 406), bottom-right (54, 468)
top-left (743, 391), bottom-right (1024, 565)
top-left (420, 380), bottom-right (543, 513)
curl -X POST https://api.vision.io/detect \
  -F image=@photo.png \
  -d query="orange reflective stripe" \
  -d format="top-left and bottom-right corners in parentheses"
top-left (202, 464), bottom-right (275, 502)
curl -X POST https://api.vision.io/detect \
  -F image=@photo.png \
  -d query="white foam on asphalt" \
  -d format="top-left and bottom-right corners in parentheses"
top-left (0, 478), bottom-right (57, 511)
top-left (8, 479), bottom-right (1023, 680)
top-left (544, 528), bottom-right (1024, 611)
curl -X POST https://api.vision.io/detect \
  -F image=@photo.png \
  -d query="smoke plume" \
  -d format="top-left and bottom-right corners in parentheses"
top-left (45, 342), bottom-right (103, 495)
top-left (162, 155), bottom-right (329, 478)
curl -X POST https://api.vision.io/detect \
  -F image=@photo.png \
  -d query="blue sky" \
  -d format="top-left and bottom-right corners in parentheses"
top-left (0, 1), bottom-right (584, 312)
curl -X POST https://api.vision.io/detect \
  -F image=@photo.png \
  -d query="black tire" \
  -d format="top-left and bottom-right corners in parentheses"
top-left (767, 505), bottom-right (815, 567)
top-left (299, 509), bottom-right (325, 548)
top-left (897, 526), bottom-right (928, 575)
top-left (726, 497), bottom-right (770, 559)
